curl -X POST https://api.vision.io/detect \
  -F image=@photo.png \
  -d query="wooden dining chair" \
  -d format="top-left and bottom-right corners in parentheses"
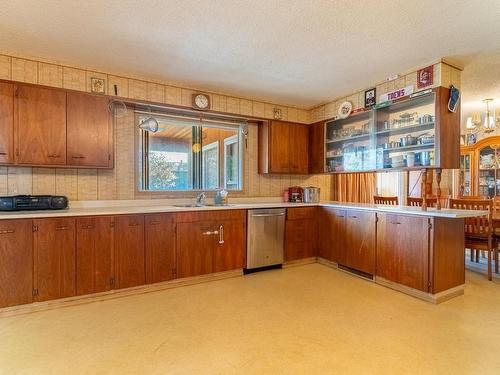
top-left (374, 196), bottom-right (399, 205)
top-left (449, 198), bottom-right (495, 280)
top-left (407, 197), bottom-right (438, 207)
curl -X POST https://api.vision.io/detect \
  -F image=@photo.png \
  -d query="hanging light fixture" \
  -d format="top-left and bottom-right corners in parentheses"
top-left (482, 98), bottom-right (495, 133)
top-left (139, 117), bottom-right (159, 132)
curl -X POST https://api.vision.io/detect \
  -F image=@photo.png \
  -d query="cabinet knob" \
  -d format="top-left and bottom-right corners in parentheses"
top-left (71, 155), bottom-right (86, 159)
top-left (55, 226), bottom-right (70, 230)
top-left (47, 154), bottom-right (61, 158)
top-left (0, 229), bottom-right (15, 234)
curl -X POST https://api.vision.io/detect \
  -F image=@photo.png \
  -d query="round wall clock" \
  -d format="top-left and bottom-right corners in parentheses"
top-left (192, 93), bottom-right (210, 110)
top-left (338, 101), bottom-right (353, 119)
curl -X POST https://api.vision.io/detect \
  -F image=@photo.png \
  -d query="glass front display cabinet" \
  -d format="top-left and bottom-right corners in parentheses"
top-left (324, 87), bottom-right (459, 173)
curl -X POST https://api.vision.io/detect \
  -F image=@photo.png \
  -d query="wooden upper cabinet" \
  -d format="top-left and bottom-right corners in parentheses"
top-left (76, 216), bottom-right (114, 295)
top-left (309, 121), bottom-right (325, 174)
top-left (67, 92), bottom-right (113, 168)
top-left (0, 220), bottom-right (33, 308)
top-left (0, 83), bottom-right (14, 164)
top-left (145, 213), bottom-right (176, 283)
top-left (289, 123), bottom-right (309, 173)
top-left (15, 85), bottom-right (67, 165)
top-left (259, 120), bottom-right (309, 174)
top-left (269, 121), bottom-right (290, 173)
top-left (34, 218), bottom-right (76, 302)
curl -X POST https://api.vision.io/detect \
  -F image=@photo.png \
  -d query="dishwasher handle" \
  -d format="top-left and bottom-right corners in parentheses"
top-left (251, 213), bottom-right (286, 217)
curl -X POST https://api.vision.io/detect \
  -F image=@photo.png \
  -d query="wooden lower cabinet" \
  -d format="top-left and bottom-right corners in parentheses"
top-left (213, 219), bottom-right (246, 273)
top-left (76, 216), bottom-right (114, 295)
top-left (145, 213), bottom-right (176, 283)
top-left (34, 218), bottom-right (76, 302)
top-left (0, 220), bottom-right (33, 307)
top-left (176, 210), bottom-right (246, 278)
top-left (176, 221), bottom-right (214, 278)
top-left (376, 214), bottom-right (430, 292)
top-left (114, 215), bottom-right (146, 289)
top-left (344, 210), bottom-right (376, 274)
top-left (285, 207), bottom-right (317, 261)
top-left (318, 207), bottom-right (345, 263)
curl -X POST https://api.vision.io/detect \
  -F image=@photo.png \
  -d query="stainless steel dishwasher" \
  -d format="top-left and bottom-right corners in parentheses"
top-left (245, 208), bottom-right (286, 273)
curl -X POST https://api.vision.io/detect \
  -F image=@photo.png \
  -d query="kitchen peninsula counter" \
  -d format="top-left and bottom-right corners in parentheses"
top-left (0, 199), bottom-right (483, 312)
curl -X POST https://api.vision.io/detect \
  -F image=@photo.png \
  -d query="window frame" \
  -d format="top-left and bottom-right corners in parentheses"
top-left (223, 134), bottom-right (241, 190)
top-left (136, 113), bottom-right (245, 193)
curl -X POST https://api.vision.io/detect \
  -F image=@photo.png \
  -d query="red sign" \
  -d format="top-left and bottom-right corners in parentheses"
top-left (417, 65), bottom-right (434, 89)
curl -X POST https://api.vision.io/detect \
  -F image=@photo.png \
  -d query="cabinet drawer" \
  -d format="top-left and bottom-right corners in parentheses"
top-left (287, 207), bottom-right (316, 220)
top-left (175, 209), bottom-right (245, 223)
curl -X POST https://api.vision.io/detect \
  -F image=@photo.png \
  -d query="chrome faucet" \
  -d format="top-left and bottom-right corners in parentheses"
top-left (195, 192), bottom-right (206, 206)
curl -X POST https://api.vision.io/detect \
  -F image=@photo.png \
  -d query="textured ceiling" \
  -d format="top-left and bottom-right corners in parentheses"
top-left (1, 0), bottom-right (500, 107)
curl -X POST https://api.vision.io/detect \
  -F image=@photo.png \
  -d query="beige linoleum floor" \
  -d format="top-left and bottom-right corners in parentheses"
top-left (1, 264), bottom-right (500, 375)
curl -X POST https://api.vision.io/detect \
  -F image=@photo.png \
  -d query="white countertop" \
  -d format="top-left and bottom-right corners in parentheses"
top-left (0, 198), bottom-right (487, 219)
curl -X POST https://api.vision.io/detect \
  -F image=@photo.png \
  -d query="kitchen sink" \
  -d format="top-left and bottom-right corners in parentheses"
top-left (172, 203), bottom-right (234, 208)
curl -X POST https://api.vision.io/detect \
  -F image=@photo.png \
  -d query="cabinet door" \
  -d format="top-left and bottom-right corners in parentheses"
top-left (145, 213), bottom-right (176, 283)
top-left (376, 214), bottom-right (430, 291)
top-left (344, 210), bottom-right (376, 274)
top-left (114, 215), bottom-right (145, 289)
top-left (0, 83), bottom-right (14, 164)
top-left (319, 207), bottom-right (345, 263)
top-left (269, 121), bottom-right (290, 173)
top-left (285, 219), bottom-right (316, 261)
top-left (213, 219), bottom-right (246, 273)
top-left (289, 123), bottom-right (309, 173)
top-left (76, 216), bottom-right (114, 295)
top-left (309, 121), bottom-right (325, 174)
top-left (34, 218), bottom-right (76, 302)
top-left (0, 220), bottom-right (33, 307)
top-left (15, 85), bottom-right (67, 165)
top-left (67, 92), bottom-right (112, 167)
top-left (176, 222), bottom-right (214, 278)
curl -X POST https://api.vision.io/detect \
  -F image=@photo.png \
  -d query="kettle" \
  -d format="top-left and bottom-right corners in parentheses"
top-left (303, 187), bottom-right (321, 203)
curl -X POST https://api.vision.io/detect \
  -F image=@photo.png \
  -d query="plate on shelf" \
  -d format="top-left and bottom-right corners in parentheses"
top-left (338, 101), bottom-right (353, 119)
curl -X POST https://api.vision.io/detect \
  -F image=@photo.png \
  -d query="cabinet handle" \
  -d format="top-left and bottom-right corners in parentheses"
top-left (349, 215), bottom-right (358, 219)
top-left (0, 152), bottom-right (6, 155)
top-left (71, 156), bottom-right (86, 159)
top-left (55, 226), bottom-right (70, 230)
top-left (48, 154), bottom-right (61, 158)
top-left (202, 230), bottom-right (213, 235)
top-left (219, 225), bottom-right (224, 244)
top-left (129, 222), bottom-right (139, 226)
top-left (149, 221), bottom-right (161, 225)
top-left (0, 229), bottom-right (15, 234)
top-left (390, 222), bottom-right (401, 225)
top-left (81, 225), bottom-right (95, 229)
top-left (336, 215), bottom-right (345, 218)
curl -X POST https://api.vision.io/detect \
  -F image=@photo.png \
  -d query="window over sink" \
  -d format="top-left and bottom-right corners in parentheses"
top-left (138, 113), bottom-right (244, 191)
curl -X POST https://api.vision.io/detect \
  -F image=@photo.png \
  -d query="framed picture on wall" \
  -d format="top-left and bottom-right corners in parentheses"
top-left (364, 88), bottom-right (376, 108)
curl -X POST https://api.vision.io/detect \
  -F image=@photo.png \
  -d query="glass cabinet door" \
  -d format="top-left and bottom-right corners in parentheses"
top-left (478, 146), bottom-right (499, 198)
top-left (459, 153), bottom-right (471, 196)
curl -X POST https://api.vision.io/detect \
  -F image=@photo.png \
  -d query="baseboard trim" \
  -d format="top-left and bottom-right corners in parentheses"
top-left (283, 257), bottom-right (316, 268)
top-left (0, 269), bottom-right (242, 318)
top-left (375, 276), bottom-right (465, 304)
